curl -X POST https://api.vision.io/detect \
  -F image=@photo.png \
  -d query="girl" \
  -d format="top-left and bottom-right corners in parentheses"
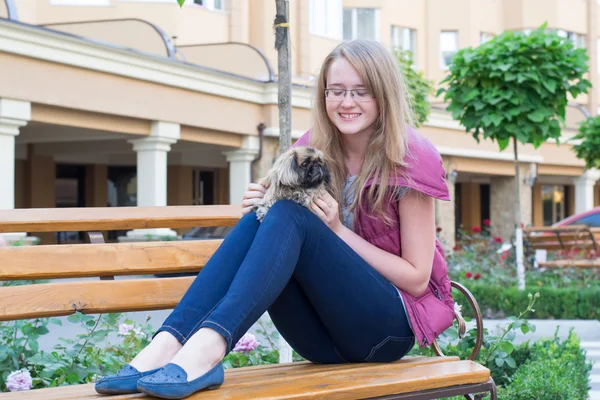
top-left (95, 39), bottom-right (454, 399)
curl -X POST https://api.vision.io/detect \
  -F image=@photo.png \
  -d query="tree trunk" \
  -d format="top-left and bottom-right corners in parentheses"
top-left (275, 0), bottom-right (292, 153)
top-left (513, 138), bottom-right (526, 290)
top-left (274, 0), bottom-right (294, 364)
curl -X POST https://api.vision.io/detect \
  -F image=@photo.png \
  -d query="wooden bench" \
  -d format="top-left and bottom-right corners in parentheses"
top-left (0, 205), bottom-right (496, 399)
top-left (524, 225), bottom-right (600, 269)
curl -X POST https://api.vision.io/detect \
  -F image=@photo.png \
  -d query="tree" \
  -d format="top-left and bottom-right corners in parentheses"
top-left (437, 23), bottom-right (591, 290)
top-left (394, 49), bottom-right (434, 127)
top-left (573, 116), bottom-right (600, 169)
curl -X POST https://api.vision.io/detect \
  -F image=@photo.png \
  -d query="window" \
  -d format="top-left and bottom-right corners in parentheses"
top-left (480, 32), bottom-right (494, 44)
top-left (554, 29), bottom-right (585, 49)
top-left (440, 31), bottom-right (458, 68)
top-left (194, 0), bottom-right (225, 11)
top-left (542, 185), bottom-right (565, 226)
top-left (343, 8), bottom-right (379, 41)
top-left (391, 26), bottom-right (416, 58)
top-left (309, 0), bottom-right (342, 39)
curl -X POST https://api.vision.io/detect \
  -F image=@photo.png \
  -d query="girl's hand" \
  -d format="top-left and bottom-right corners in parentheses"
top-left (241, 183), bottom-right (266, 215)
top-left (311, 192), bottom-right (343, 233)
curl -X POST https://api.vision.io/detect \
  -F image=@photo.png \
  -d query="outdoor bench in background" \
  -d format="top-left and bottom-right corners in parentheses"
top-left (524, 225), bottom-right (600, 269)
top-left (0, 205), bottom-right (496, 399)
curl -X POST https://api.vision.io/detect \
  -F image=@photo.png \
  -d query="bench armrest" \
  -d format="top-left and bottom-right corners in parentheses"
top-left (431, 281), bottom-right (484, 361)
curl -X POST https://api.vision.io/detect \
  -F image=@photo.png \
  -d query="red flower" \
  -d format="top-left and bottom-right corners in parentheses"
top-left (474, 273), bottom-right (481, 280)
top-left (472, 226), bottom-right (482, 233)
top-left (494, 237), bottom-right (503, 243)
top-left (483, 219), bottom-right (491, 227)
top-left (465, 272), bottom-right (473, 279)
top-left (436, 227), bottom-right (442, 233)
top-left (453, 245), bottom-right (461, 251)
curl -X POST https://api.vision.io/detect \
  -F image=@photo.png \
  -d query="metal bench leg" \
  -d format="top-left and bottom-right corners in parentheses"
top-left (369, 377), bottom-right (497, 400)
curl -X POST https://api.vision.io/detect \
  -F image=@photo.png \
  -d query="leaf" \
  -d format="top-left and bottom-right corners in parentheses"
top-left (521, 324), bottom-right (530, 334)
top-left (68, 313), bottom-right (82, 323)
top-left (505, 357), bottom-right (517, 368)
top-left (50, 318), bottom-right (63, 326)
top-left (495, 357), bottom-right (505, 367)
top-left (177, 0), bottom-right (185, 6)
top-left (35, 326), bottom-right (50, 335)
top-left (499, 341), bottom-right (514, 354)
top-left (498, 137), bottom-right (510, 151)
top-left (527, 110), bottom-right (545, 123)
top-left (541, 79), bottom-right (557, 94)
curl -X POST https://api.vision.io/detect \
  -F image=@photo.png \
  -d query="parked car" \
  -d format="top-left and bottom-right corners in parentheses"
top-left (552, 206), bottom-right (600, 228)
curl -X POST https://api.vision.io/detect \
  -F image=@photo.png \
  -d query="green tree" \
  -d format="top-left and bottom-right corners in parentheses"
top-left (394, 49), bottom-right (434, 127)
top-left (437, 23), bottom-right (591, 290)
top-left (573, 116), bottom-right (600, 169)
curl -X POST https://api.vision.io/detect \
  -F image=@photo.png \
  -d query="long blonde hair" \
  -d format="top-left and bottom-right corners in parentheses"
top-left (310, 40), bottom-right (415, 222)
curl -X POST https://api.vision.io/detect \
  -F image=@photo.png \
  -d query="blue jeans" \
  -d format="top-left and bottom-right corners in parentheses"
top-left (157, 200), bottom-right (414, 363)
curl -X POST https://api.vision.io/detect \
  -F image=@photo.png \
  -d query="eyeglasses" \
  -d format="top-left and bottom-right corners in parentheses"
top-left (324, 88), bottom-right (374, 102)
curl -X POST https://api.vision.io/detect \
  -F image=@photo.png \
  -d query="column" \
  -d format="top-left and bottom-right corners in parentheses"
top-left (436, 177), bottom-right (456, 252)
top-left (490, 164), bottom-right (534, 241)
top-left (0, 99), bottom-right (31, 243)
top-left (223, 136), bottom-right (259, 205)
top-left (125, 121), bottom-right (180, 241)
top-left (574, 169), bottom-right (600, 214)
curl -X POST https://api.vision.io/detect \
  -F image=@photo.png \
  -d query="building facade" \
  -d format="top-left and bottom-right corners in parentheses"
top-left (1, 0), bottom-right (599, 248)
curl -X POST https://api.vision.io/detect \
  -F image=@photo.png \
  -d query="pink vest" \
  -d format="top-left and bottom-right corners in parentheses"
top-left (293, 128), bottom-right (454, 347)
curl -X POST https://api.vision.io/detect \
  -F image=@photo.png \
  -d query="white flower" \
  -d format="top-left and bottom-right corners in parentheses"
top-left (454, 302), bottom-right (463, 316)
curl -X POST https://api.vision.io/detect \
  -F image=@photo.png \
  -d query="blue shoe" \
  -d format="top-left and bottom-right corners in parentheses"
top-left (137, 363), bottom-right (224, 399)
top-left (95, 364), bottom-right (161, 394)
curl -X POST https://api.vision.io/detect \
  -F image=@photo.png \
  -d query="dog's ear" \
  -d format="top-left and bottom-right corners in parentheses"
top-left (258, 175), bottom-right (271, 189)
top-left (275, 148), bottom-right (300, 186)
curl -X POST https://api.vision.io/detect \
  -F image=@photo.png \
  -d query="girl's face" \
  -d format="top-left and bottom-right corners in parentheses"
top-left (325, 58), bottom-right (378, 139)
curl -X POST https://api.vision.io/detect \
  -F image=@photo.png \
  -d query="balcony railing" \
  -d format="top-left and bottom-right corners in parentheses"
top-left (1, 0), bottom-right (18, 20)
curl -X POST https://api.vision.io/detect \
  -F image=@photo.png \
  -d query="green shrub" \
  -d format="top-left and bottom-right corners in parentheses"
top-left (499, 330), bottom-right (592, 399)
top-left (459, 283), bottom-right (600, 319)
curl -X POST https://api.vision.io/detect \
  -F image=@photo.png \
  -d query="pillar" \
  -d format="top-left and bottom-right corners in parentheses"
top-left (574, 169), bottom-right (600, 214)
top-left (436, 179), bottom-right (456, 251)
top-left (0, 98), bottom-right (31, 243)
top-left (490, 164), bottom-right (533, 241)
top-left (223, 136), bottom-right (259, 205)
top-left (125, 121), bottom-right (180, 240)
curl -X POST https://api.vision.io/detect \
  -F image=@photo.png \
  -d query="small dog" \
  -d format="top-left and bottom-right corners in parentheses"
top-left (251, 146), bottom-right (331, 222)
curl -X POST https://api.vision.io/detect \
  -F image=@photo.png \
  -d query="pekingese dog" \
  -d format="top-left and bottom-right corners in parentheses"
top-left (251, 146), bottom-right (331, 222)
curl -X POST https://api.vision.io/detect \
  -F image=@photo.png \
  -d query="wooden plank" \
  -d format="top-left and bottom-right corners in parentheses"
top-left (0, 240), bottom-right (222, 280)
top-left (539, 260), bottom-right (600, 269)
top-left (0, 277), bottom-right (194, 321)
top-left (523, 225), bottom-right (590, 233)
top-left (527, 241), bottom-right (598, 251)
top-left (0, 205), bottom-right (241, 233)
top-left (0, 357), bottom-right (475, 400)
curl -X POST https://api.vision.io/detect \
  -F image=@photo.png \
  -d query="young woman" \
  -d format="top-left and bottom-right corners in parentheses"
top-left (95, 39), bottom-right (454, 399)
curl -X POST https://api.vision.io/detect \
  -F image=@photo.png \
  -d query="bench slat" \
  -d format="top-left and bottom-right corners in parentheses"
top-left (527, 241), bottom-right (598, 251)
top-left (0, 205), bottom-right (240, 233)
top-left (0, 240), bottom-right (221, 280)
top-left (0, 277), bottom-right (194, 321)
top-left (539, 260), bottom-right (600, 268)
top-left (0, 358), bottom-right (487, 400)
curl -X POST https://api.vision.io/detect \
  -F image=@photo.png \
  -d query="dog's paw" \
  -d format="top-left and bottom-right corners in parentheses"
top-left (255, 207), bottom-right (268, 222)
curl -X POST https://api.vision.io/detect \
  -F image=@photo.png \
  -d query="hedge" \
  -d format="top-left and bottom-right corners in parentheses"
top-left (456, 283), bottom-right (600, 319)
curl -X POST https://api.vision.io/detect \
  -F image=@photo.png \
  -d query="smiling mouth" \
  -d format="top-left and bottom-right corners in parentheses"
top-left (339, 113), bottom-right (361, 120)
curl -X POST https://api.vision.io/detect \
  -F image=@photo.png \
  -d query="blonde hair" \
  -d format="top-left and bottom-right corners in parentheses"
top-left (310, 40), bottom-right (415, 222)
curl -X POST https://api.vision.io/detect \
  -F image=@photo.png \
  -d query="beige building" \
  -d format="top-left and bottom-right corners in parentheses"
top-left (1, 0), bottom-right (599, 248)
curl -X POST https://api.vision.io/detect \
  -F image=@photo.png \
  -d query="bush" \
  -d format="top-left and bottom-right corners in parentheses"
top-left (460, 283), bottom-right (600, 319)
top-left (499, 330), bottom-right (592, 399)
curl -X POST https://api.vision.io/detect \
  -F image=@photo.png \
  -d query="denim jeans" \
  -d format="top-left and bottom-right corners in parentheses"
top-left (157, 200), bottom-right (414, 363)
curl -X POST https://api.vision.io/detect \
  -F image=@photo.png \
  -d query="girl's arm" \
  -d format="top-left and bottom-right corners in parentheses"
top-left (313, 190), bottom-right (435, 297)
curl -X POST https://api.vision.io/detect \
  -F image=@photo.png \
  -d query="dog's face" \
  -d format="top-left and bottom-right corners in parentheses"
top-left (262, 146), bottom-right (331, 190)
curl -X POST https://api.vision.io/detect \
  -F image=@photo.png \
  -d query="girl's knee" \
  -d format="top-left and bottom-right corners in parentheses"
top-left (269, 200), bottom-right (307, 215)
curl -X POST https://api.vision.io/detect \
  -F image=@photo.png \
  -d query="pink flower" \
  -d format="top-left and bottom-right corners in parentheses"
top-left (436, 227), bottom-right (442, 233)
top-left (232, 333), bottom-right (260, 353)
top-left (494, 237), bottom-right (503, 243)
top-left (6, 369), bottom-right (32, 392)
top-left (118, 323), bottom-right (141, 336)
top-left (483, 219), bottom-right (491, 227)
top-left (465, 272), bottom-right (473, 279)
top-left (474, 273), bottom-right (481, 280)
top-left (453, 245), bottom-right (461, 251)
top-left (472, 226), bottom-right (482, 234)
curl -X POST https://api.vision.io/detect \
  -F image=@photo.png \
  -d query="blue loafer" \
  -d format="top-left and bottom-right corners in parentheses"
top-left (137, 363), bottom-right (224, 399)
top-left (95, 364), bottom-right (161, 394)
